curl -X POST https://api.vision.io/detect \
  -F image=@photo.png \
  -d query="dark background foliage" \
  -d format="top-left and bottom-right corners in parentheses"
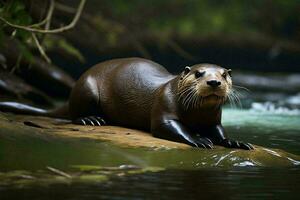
top-left (0, 0), bottom-right (300, 101)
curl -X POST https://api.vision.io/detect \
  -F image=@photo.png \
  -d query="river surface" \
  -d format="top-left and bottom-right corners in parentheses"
top-left (0, 107), bottom-right (300, 200)
top-left (2, 167), bottom-right (300, 200)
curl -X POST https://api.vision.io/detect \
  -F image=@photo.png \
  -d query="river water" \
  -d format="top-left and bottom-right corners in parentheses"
top-left (0, 107), bottom-right (299, 200)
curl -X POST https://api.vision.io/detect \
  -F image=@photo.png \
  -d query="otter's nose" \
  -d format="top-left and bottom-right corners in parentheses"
top-left (207, 80), bottom-right (221, 88)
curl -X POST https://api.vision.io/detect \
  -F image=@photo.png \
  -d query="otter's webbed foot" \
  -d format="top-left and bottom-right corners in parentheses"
top-left (73, 116), bottom-right (106, 126)
top-left (220, 139), bottom-right (254, 150)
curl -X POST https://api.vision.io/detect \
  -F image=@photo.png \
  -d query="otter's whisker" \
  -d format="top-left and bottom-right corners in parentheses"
top-left (190, 92), bottom-right (196, 109)
top-left (188, 88), bottom-right (196, 109)
top-left (233, 85), bottom-right (250, 92)
top-left (231, 90), bottom-right (242, 109)
top-left (188, 90), bottom-right (198, 109)
top-left (228, 92), bottom-right (236, 108)
top-left (191, 91), bottom-right (199, 109)
top-left (178, 88), bottom-right (192, 101)
top-left (182, 89), bottom-right (195, 109)
top-left (178, 82), bottom-right (195, 96)
top-left (232, 88), bottom-right (243, 98)
top-left (187, 92), bottom-right (195, 109)
top-left (194, 95), bottom-right (199, 108)
top-left (228, 89), bottom-right (242, 109)
top-left (199, 96), bottom-right (203, 107)
top-left (178, 86), bottom-right (193, 100)
top-left (178, 81), bottom-right (199, 110)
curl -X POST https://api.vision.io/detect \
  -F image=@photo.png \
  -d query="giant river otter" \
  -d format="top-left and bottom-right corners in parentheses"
top-left (0, 58), bottom-right (253, 150)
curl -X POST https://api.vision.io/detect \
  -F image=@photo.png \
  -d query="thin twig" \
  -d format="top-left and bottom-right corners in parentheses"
top-left (46, 166), bottom-right (72, 178)
top-left (132, 39), bottom-right (152, 59)
top-left (167, 39), bottom-right (196, 61)
top-left (55, 2), bottom-right (77, 13)
top-left (41, 0), bottom-right (55, 44)
top-left (45, 0), bottom-right (55, 30)
top-left (0, 0), bottom-right (86, 34)
top-left (31, 33), bottom-right (51, 63)
top-left (55, 2), bottom-right (152, 59)
top-left (28, 0), bottom-right (55, 28)
top-left (10, 53), bottom-right (23, 74)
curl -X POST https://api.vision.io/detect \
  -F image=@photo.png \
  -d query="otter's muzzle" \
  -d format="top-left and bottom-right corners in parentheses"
top-left (206, 80), bottom-right (221, 88)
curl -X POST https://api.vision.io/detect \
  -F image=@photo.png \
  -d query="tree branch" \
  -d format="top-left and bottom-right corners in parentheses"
top-left (28, 0), bottom-right (55, 28)
top-left (44, 0), bottom-right (55, 30)
top-left (0, 0), bottom-right (86, 34)
top-left (166, 39), bottom-right (196, 61)
top-left (31, 33), bottom-right (51, 63)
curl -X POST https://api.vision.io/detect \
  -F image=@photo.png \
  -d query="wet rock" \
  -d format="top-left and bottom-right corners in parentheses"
top-left (0, 113), bottom-right (299, 169)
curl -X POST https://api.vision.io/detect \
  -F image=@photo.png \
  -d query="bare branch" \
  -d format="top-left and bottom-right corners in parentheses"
top-left (28, 0), bottom-right (55, 28)
top-left (46, 166), bottom-right (72, 178)
top-left (132, 39), bottom-right (152, 59)
top-left (0, 0), bottom-right (86, 34)
top-left (31, 33), bottom-right (51, 63)
top-left (167, 39), bottom-right (196, 61)
top-left (45, 0), bottom-right (55, 30)
top-left (55, 2), bottom-right (77, 14)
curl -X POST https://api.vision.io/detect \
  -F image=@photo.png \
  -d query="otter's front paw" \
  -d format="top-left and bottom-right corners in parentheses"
top-left (73, 116), bottom-right (106, 126)
top-left (191, 137), bottom-right (213, 149)
top-left (221, 139), bottom-right (254, 150)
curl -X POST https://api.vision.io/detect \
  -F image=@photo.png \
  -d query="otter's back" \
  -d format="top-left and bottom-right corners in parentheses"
top-left (93, 58), bottom-right (175, 130)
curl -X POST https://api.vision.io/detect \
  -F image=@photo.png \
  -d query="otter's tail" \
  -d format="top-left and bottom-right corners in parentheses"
top-left (0, 101), bottom-right (70, 119)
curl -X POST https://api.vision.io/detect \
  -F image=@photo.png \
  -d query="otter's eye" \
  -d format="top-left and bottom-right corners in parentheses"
top-left (222, 72), bottom-right (227, 79)
top-left (195, 71), bottom-right (204, 78)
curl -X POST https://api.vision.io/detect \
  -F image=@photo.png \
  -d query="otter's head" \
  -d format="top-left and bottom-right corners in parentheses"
top-left (177, 64), bottom-right (232, 109)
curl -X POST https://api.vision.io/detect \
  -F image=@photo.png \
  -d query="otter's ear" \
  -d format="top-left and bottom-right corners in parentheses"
top-left (184, 66), bottom-right (191, 75)
top-left (227, 69), bottom-right (232, 77)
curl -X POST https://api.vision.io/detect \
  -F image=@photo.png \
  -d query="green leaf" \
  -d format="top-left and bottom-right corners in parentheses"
top-left (15, 29), bottom-right (31, 41)
top-left (58, 39), bottom-right (85, 63)
top-left (17, 40), bottom-right (34, 62)
top-left (10, 0), bottom-right (25, 13)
